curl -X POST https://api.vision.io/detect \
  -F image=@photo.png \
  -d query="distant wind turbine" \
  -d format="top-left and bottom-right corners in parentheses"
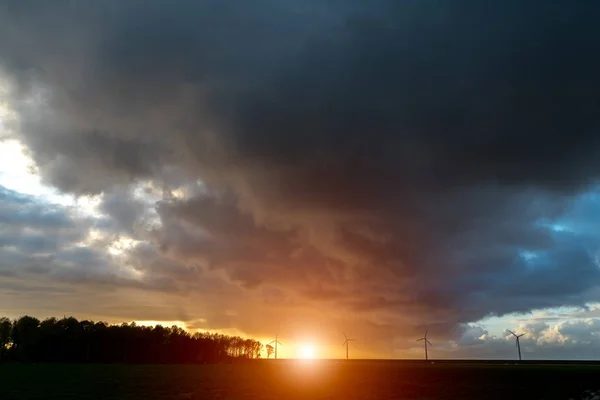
top-left (508, 330), bottom-right (525, 361)
top-left (269, 334), bottom-right (283, 359)
top-left (416, 330), bottom-right (432, 360)
top-left (342, 333), bottom-right (356, 360)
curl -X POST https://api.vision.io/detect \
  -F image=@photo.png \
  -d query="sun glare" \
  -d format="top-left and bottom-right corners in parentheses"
top-left (298, 344), bottom-right (315, 359)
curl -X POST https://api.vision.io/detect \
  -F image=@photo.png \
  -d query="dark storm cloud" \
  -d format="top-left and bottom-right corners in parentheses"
top-left (153, 195), bottom-right (346, 292)
top-left (1, 0), bottom-right (600, 348)
top-left (99, 188), bottom-right (148, 236)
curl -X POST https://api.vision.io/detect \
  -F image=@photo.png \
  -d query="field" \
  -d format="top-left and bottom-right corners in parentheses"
top-left (2, 360), bottom-right (600, 400)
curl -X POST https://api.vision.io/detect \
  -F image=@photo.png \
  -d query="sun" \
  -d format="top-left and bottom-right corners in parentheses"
top-left (298, 344), bottom-right (315, 359)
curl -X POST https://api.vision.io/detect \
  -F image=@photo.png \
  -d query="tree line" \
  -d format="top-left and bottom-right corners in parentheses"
top-left (0, 316), bottom-right (263, 364)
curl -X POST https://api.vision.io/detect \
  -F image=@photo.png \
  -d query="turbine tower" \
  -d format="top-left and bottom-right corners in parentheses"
top-left (508, 330), bottom-right (525, 361)
top-left (269, 334), bottom-right (283, 359)
top-left (417, 330), bottom-right (432, 360)
top-left (342, 333), bottom-right (356, 360)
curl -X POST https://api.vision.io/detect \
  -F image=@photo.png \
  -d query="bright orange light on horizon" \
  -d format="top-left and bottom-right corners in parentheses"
top-left (298, 343), bottom-right (315, 359)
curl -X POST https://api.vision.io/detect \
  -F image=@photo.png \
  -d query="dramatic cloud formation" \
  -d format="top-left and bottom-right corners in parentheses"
top-left (1, 1), bottom-right (600, 357)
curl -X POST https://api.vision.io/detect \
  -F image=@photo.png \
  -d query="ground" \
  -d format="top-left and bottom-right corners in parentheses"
top-left (1, 361), bottom-right (600, 399)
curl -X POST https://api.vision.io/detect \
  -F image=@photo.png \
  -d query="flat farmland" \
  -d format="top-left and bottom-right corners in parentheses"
top-left (2, 360), bottom-right (600, 400)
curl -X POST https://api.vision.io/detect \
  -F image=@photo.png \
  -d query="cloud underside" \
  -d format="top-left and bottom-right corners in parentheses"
top-left (1, 1), bottom-right (600, 354)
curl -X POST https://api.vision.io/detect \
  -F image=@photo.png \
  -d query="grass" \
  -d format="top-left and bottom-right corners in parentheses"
top-left (1, 360), bottom-right (600, 399)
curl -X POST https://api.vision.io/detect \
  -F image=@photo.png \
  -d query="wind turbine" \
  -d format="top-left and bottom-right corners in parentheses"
top-left (342, 333), bottom-right (356, 360)
top-left (269, 334), bottom-right (283, 359)
top-left (508, 330), bottom-right (525, 361)
top-left (416, 330), bottom-right (432, 360)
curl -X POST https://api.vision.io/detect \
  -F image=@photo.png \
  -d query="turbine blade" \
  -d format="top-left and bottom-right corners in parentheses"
top-left (417, 338), bottom-right (424, 341)
top-left (426, 339), bottom-right (433, 346)
top-left (518, 334), bottom-right (525, 338)
top-left (425, 330), bottom-right (428, 338)
top-left (507, 330), bottom-right (516, 337)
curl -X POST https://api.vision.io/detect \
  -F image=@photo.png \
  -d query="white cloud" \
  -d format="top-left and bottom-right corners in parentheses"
top-left (0, 139), bottom-right (105, 219)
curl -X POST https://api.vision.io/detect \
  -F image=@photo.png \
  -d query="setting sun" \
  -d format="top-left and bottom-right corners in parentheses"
top-left (298, 344), bottom-right (315, 359)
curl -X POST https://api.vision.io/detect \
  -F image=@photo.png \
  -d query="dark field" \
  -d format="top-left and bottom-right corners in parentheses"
top-left (2, 361), bottom-right (600, 400)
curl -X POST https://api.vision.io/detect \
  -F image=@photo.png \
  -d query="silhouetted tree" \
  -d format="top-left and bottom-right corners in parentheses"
top-left (0, 317), bottom-right (11, 362)
top-left (0, 315), bottom-right (263, 364)
top-left (11, 316), bottom-right (41, 362)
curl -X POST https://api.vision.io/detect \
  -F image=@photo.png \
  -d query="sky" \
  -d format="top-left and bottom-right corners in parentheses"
top-left (1, 1), bottom-right (600, 359)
